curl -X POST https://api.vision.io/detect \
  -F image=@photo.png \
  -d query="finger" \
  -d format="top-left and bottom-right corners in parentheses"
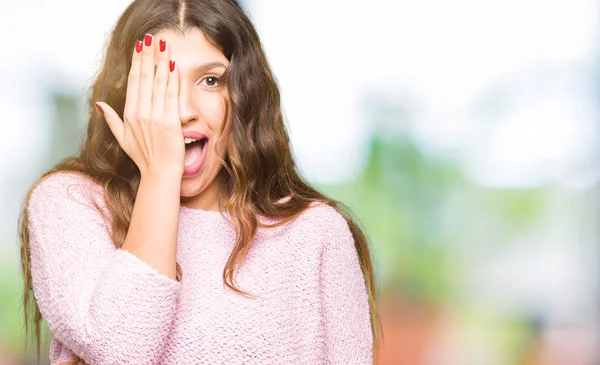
top-left (151, 38), bottom-right (169, 122)
top-left (164, 59), bottom-right (179, 126)
top-left (96, 102), bottom-right (124, 145)
top-left (124, 40), bottom-right (143, 122)
top-left (138, 33), bottom-right (156, 123)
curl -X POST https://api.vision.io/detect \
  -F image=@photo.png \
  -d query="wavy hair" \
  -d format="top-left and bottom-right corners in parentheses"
top-left (18, 0), bottom-right (382, 362)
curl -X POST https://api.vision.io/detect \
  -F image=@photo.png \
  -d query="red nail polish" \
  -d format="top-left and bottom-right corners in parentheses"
top-left (95, 103), bottom-right (103, 113)
top-left (160, 39), bottom-right (166, 52)
top-left (144, 34), bottom-right (152, 47)
top-left (170, 60), bottom-right (175, 72)
top-left (135, 41), bottom-right (143, 53)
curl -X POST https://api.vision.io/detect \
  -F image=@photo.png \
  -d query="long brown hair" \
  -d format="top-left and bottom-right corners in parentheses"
top-left (18, 0), bottom-right (382, 362)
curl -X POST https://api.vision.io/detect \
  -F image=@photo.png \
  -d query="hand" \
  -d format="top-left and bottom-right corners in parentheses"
top-left (96, 34), bottom-right (184, 178)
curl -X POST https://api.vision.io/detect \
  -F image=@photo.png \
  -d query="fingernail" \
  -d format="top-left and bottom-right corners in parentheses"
top-left (95, 102), bottom-right (103, 113)
top-left (170, 60), bottom-right (175, 72)
top-left (135, 41), bottom-right (143, 53)
top-left (160, 39), bottom-right (166, 52)
top-left (144, 34), bottom-right (152, 47)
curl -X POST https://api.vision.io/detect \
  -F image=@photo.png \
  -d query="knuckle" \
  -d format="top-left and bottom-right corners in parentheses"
top-left (140, 68), bottom-right (152, 79)
top-left (166, 86), bottom-right (177, 98)
top-left (128, 71), bottom-right (138, 84)
top-left (123, 112), bottom-right (133, 122)
top-left (151, 115), bottom-right (162, 124)
top-left (154, 73), bottom-right (167, 86)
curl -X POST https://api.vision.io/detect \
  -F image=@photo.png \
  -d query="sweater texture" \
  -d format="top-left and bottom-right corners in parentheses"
top-left (27, 172), bottom-right (373, 364)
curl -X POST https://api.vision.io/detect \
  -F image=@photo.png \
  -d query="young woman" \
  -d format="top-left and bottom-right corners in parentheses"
top-left (19, 0), bottom-right (381, 364)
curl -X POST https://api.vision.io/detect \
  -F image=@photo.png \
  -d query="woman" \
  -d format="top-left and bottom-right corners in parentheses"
top-left (18, 0), bottom-right (381, 364)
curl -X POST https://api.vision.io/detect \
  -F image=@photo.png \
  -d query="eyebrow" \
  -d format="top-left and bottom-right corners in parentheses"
top-left (193, 61), bottom-right (227, 74)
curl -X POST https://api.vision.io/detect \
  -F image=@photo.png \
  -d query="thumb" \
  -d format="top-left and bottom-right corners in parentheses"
top-left (95, 101), bottom-right (123, 145)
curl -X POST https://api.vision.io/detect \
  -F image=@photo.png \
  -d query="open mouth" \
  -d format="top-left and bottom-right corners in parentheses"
top-left (189, 137), bottom-right (207, 149)
top-left (184, 137), bottom-right (208, 168)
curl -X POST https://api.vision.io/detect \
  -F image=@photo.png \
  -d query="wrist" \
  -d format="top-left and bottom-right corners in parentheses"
top-left (140, 168), bottom-right (182, 187)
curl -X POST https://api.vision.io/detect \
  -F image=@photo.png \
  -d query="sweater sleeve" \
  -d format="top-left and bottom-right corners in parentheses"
top-left (27, 172), bottom-right (181, 365)
top-left (319, 209), bottom-right (374, 364)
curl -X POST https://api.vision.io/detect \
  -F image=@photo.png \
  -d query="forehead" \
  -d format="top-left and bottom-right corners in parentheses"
top-left (153, 28), bottom-right (229, 72)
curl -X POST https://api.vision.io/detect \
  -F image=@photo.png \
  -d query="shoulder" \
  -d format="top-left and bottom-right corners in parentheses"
top-left (297, 202), bottom-right (363, 277)
top-left (33, 171), bottom-right (101, 192)
top-left (295, 201), bottom-right (353, 240)
top-left (28, 171), bottom-right (105, 215)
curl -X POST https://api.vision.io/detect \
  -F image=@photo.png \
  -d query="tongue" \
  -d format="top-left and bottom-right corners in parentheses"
top-left (184, 141), bottom-right (203, 167)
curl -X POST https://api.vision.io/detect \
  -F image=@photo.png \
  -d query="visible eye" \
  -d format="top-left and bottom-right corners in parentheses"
top-left (199, 74), bottom-right (221, 90)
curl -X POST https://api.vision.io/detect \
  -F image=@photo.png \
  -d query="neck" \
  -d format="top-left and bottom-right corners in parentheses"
top-left (180, 172), bottom-right (226, 211)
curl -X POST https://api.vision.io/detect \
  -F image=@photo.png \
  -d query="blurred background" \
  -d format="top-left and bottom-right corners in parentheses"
top-left (1, 0), bottom-right (599, 364)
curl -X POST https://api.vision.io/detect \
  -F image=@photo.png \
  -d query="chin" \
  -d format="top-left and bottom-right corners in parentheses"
top-left (180, 174), bottom-right (207, 197)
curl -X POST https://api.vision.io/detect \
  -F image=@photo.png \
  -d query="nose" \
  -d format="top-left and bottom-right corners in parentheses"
top-left (178, 85), bottom-right (199, 125)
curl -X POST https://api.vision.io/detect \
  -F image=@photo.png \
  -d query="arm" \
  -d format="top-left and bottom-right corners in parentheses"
top-left (28, 172), bottom-right (181, 365)
top-left (320, 209), bottom-right (374, 364)
top-left (122, 169), bottom-right (181, 280)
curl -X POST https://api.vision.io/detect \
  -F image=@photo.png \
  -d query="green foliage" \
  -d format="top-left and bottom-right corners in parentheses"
top-left (316, 131), bottom-right (545, 305)
top-left (0, 262), bottom-right (26, 355)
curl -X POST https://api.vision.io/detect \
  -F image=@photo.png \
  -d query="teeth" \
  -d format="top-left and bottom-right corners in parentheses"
top-left (184, 138), bottom-right (199, 144)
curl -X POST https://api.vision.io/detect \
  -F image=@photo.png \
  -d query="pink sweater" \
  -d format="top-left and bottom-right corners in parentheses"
top-left (27, 172), bottom-right (373, 364)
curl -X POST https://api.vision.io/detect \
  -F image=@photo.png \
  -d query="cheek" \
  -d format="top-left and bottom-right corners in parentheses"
top-left (199, 93), bottom-right (231, 158)
top-left (199, 93), bottom-right (227, 128)
top-left (216, 131), bottom-right (231, 157)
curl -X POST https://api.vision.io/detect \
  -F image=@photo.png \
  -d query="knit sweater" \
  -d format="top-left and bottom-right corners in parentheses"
top-left (27, 172), bottom-right (373, 365)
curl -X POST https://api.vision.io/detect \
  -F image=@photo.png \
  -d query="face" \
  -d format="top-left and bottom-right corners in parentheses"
top-left (153, 28), bottom-right (232, 211)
